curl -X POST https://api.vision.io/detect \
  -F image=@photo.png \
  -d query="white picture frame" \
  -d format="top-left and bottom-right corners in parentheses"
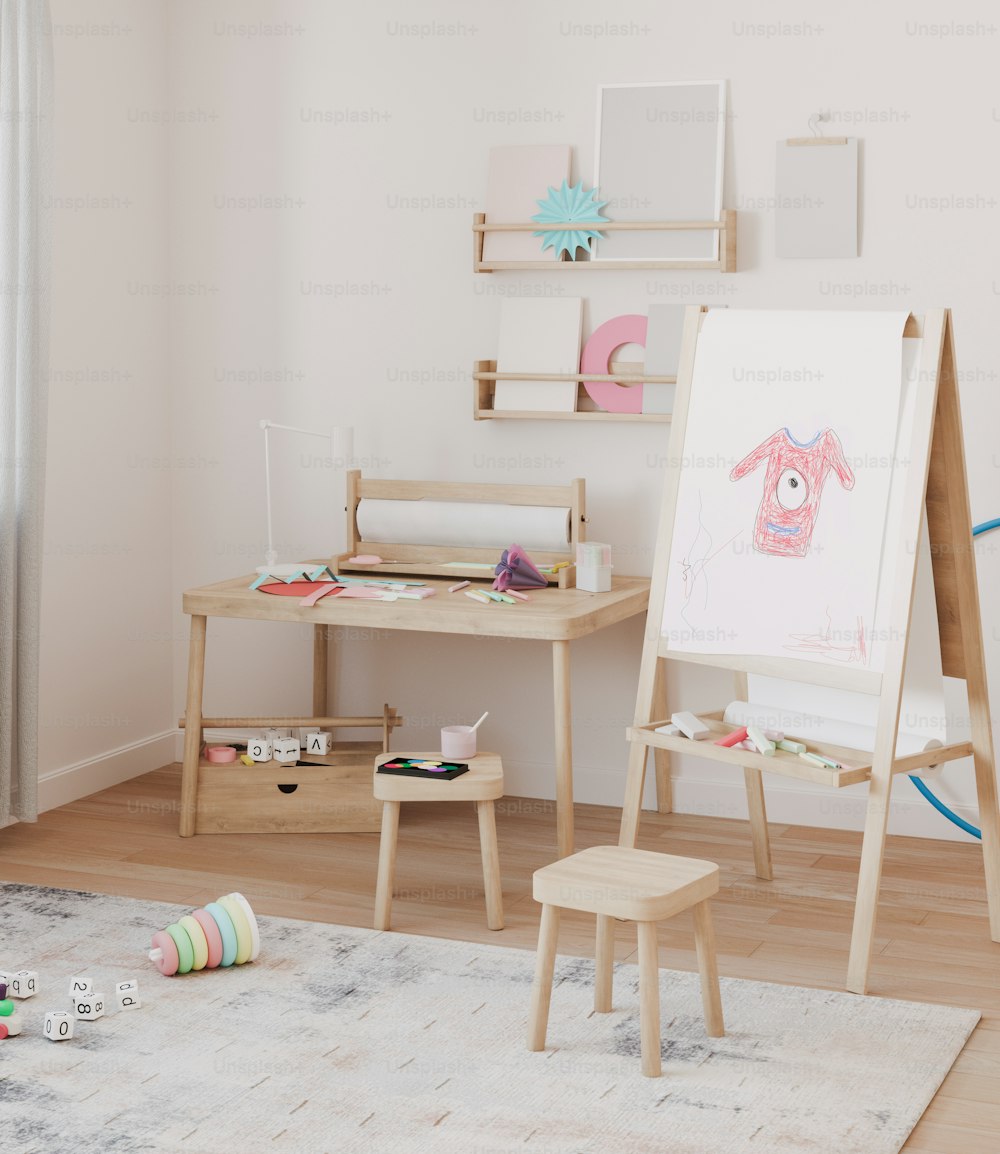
top-left (593, 80), bottom-right (726, 263)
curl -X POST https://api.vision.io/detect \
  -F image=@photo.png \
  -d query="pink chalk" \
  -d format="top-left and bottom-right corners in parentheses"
top-left (715, 726), bottom-right (748, 748)
top-left (206, 746), bottom-right (237, 764)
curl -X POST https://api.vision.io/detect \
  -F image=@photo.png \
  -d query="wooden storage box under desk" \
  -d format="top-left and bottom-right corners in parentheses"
top-left (194, 745), bottom-right (384, 834)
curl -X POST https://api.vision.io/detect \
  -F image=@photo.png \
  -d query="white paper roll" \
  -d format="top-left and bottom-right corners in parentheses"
top-left (723, 701), bottom-right (942, 761)
top-left (356, 499), bottom-right (572, 553)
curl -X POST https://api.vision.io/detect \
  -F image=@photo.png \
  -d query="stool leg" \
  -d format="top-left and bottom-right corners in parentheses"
top-left (476, 800), bottom-right (504, 931)
top-left (374, 801), bottom-right (400, 931)
top-left (693, 900), bottom-right (725, 1037)
top-left (637, 921), bottom-right (662, 1077)
top-left (595, 915), bottom-right (614, 1012)
top-left (527, 903), bottom-right (560, 1052)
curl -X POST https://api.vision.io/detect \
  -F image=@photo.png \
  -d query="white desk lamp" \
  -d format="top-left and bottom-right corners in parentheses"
top-left (257, 419), bottom-right (353, 577)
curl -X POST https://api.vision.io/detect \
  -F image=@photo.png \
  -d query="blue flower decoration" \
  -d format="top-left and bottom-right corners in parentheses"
top-left (531, 180), bottom-right (610, 260)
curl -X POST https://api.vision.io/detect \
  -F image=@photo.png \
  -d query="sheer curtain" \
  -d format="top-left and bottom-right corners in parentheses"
top-left (0, 0), bottom-right (52, 824)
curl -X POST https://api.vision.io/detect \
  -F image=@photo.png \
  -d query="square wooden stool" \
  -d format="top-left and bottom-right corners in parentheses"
top-left (528, 844), bottom-right (724, 1077)
top-left (373, 752), bottom-right (504, 932)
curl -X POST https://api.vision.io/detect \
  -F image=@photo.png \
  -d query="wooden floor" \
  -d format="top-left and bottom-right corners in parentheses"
top-left (2, 764), bottom-right (999, 1151)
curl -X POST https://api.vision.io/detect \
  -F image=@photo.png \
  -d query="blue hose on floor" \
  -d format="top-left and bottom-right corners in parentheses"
top-left (904, 517), bottom-right (999, 840)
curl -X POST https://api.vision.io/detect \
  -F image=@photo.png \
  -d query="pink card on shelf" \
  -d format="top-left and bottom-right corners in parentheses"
top-left (484, 145), bottom-right (571, 263)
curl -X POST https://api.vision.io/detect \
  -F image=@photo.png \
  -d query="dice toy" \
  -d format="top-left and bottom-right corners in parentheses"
top-left (9, 970), bottom-right (37, 998)
top-left (115, 980), bottom-right (141, 1010)
top-left (248, 737), bottom-right (272, 762)
top-left (73, 993), bottom-right (105, 1021)
top-left (272, 737), bottom-right (300, 764)
top-left (44, 1011), bottom-right (74, 1041)
top-left (305, 730), bottom-right (331, 755)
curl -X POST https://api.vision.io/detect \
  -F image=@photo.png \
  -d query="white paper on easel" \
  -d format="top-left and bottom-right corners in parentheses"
top-left (483, 145), bottom-right (571, 262)
top-left (747, 534), bottom-right (946, 756)
top-left (661, 310), bottom-right (908, 670)
top-left (746, 337), bottom-right (947, 748)
top-left (494, 298), bottom-right (582, 412)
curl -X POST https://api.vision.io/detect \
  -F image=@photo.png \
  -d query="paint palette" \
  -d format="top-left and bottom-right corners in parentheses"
top-left (376, 758), bottom-right (469, 781)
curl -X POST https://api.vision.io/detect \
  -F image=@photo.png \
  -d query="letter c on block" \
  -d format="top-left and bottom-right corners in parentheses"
top-left (580, 314), bottom-right (648, 414)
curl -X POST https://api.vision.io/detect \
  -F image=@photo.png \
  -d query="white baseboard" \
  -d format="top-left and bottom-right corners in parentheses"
top-left (37, 730), bottom-right (178, 813)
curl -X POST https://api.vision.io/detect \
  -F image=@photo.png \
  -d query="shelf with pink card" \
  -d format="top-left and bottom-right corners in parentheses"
top-left (472, 211), bottom-right (737, 273)
top-left (473, 359), bottom-right (674, 423)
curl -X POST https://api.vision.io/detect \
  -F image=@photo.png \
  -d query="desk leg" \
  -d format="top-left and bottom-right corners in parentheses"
top-left (313, 624), bottom-right (328, 717)
top-left (179, 614), bottom-right (207, 838)
top-left (553, 639), bottom-right (574, 858)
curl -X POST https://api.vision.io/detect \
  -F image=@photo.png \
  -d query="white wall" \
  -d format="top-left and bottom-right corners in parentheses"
top-left (39, 0), bottom-right (175, 808)
top-left (38, 0), bottom-right (1000, 841)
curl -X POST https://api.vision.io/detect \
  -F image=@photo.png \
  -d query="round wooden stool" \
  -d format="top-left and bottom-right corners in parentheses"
top-left (373, 752), bottom-right (504, 932)
top-left (527, 844), bottom-right (724, 1077)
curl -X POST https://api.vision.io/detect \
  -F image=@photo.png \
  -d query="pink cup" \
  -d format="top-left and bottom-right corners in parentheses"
top-left (441, 725), bottom-right (476, 760)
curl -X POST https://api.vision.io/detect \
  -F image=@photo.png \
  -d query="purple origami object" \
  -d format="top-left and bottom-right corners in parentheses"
top-left (494, 544), bottom-right (549, 591)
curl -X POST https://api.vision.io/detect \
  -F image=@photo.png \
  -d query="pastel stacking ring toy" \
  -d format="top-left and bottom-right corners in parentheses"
top-left (192, 908), bottom-right (225, 969)
top-left (217, 895), bottom-right (252, 965)
top-left (149, 929), bottom-right (181, 976)
top-left (204, 901), bottom-right (239, 967)
top-left (227, 892), bottom-right (261, 961)
top-left (148, 894), bottom-right (260, 974)
top-left (165, 923), bottom-right (196, 974)
top-left (179, 915), bottom-right (210, 970)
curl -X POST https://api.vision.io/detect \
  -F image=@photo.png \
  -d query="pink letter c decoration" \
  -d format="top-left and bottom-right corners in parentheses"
top-left (580, 314), bottom-right (648, 414)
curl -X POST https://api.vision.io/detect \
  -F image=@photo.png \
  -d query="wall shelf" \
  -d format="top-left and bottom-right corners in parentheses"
top-left (472, 210), bottom-right (737, 273)
top-left (473, 359), bottom-right (673, 423)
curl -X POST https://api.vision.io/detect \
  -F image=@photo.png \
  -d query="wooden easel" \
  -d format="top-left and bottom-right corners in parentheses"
top-left (622, 306), bottom-right (1000, 994)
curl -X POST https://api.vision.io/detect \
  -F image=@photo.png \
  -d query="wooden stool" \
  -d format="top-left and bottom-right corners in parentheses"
top-left (373, 752), bottom-right (504, 932)
top-left (527, 844), bottom-right (724, 1077)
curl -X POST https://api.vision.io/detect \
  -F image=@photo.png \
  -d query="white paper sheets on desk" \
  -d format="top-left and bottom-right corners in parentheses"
top-left (356, 499), bottom-right (572, 553)
top-left (661, 309), bottom-right (909, 671)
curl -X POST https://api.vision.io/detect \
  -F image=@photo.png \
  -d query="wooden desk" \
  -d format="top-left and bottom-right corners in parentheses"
top-left (180, 572), bottom-right (652, 856)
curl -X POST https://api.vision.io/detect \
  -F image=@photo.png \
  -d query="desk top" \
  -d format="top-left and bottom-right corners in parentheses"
top-left (183, 571), bottom-right (651, 642)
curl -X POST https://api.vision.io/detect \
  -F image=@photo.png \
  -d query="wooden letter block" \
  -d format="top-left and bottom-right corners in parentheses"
top-left (44, 1011), bottom-right (74, 1041)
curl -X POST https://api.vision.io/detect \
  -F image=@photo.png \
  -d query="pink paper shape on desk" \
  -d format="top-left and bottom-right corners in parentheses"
top-left (580, 314), bottom-right (648, 414)
top-left (494, 544), bottom-right (548, 591)
top-left (257, 581), bottom-right (389, 607)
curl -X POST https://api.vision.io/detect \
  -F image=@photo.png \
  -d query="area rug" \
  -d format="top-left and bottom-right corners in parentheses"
top-left (0, 883), bottom-right (979, 1154)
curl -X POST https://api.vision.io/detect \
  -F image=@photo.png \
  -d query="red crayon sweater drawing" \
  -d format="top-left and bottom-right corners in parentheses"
top-left (729, 428), bottom-right (855, 558)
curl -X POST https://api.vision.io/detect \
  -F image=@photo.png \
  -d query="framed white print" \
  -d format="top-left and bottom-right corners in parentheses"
top-left (593, 81), bottom-right (726, 263)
